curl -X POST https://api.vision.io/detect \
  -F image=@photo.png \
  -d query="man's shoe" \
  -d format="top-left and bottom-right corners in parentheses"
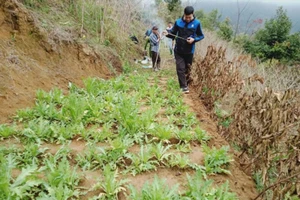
top-left (182, 87), bottom-right (189, 94)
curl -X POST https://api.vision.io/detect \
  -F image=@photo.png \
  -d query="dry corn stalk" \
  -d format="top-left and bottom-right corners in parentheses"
top-left (193, 45), bottom-right (300, 199)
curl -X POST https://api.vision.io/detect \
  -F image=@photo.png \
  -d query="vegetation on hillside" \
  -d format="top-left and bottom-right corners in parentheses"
top-left (20, 0), bottom-right (149, 62)
top-left (1, 0), bottom-right (299, 199)
top-left (0, 69), bottom-right (237, 199)
top-left (195, 7), bottom-right (300, 65)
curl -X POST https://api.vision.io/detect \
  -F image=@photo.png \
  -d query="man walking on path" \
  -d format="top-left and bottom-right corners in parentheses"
top-left (149, 25), bottom-right (161, 71)
top-left (163, 6), bottom-right (204, 93)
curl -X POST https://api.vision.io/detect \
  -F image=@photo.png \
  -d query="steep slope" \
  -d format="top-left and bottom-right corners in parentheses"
top-left (0, 0), bottom-right (122, 123)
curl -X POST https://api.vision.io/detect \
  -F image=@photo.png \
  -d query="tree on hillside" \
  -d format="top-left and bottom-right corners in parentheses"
top-left (155, 0), bottom-right (183, 24)
top-left (195, 9), bottom-right (221, 31)
top-left (155, 0), bottom-right (163, 7)
top-left (234, 0), bottom-right (250, 39)
top-left (195, 9), bottom-right (234, 41)
top-left (164, 0), bottom-right (181, 12)
top-left (217, 18), bottom-right (233, 41)
top-left (255, 7), bottom-right (292, 46)
top-left (165, 0), bottom-right (182, 21)
top-left (243, 7), bottom-right (299, 63)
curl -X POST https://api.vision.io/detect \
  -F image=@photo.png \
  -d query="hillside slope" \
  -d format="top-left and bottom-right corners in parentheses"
top-left (0, 0), bottom-right (122, 123)
top-left (0, 1), bottom-right (260, 199)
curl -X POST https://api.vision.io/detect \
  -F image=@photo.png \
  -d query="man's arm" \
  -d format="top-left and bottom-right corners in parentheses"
top-left (194, 22), bottom-right (204, 42)
top-left (165, 21), bottom-right (178, 39)
top-left (149, 34), bottom-right (159, 45)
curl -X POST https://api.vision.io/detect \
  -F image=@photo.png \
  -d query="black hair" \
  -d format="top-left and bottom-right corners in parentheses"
top-left (152, 25), bottom-right (158, 30)
top-left (184, 6), bottom-right (194, 15)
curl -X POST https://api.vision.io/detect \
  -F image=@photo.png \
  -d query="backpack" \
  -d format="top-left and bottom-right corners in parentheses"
top-left (145, 29), bottom-right (152, 37)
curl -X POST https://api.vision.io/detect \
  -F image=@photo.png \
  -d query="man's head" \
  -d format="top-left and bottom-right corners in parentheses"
top-left (168, 22), bottom-right (173, 28)
top-left (183, 6), bottom-right (194, 23)
top-left (152, 25), bottom-right (159, 33)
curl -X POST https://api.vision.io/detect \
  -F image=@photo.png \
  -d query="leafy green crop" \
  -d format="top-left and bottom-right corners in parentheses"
top-left (0, 124), bottom-right (17, 139)
top-left (184, 170), bottom-right (237, 199)
top-left (0, 65), bottom-right (239, 199)
top-left (125, 145), bottom-right (159, 176)
top-left (0, 153), bottom-right (44, 199)
top-left (90, 165), bottom-right (128, 199)
top-left (203, 145), bottom-right (233, 174)
top-left (128, 176), bottom-right (179, 200)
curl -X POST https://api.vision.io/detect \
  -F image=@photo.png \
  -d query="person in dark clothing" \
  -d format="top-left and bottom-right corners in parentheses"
top-left (149, 26), bottom-right (161, 71)
top-left (163, 6), bottom-right (204, 93)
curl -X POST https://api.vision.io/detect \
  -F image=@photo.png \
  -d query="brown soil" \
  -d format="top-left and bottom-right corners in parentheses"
top-left (0, 1), bottom-right (260, 199)
top-left (183, 90), bottom-right (259, 199)
top-left (0, 0), bottom-right (121, 123)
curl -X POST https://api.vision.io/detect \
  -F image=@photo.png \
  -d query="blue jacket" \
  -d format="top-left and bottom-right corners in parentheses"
top-left (167, 16), bottom-right (204, 54)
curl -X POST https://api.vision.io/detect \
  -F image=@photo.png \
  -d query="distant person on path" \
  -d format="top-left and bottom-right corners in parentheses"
top-left (149, 25), bottom-right (161, 71)
top-left (163, 6), bottom-right (204, 93)
top-left (166, 22), bottom-right (174, 55)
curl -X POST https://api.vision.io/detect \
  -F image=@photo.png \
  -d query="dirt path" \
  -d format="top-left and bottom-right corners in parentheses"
top-left (182, 89), bottom-right (258, 199)
top-left (153, 57), bottom-right (258, 198)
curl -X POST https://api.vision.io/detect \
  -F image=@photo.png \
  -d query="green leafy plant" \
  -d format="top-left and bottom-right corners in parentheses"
top-left (81, 123), bottom-right (114, 143)
top-left (43, 155), bottom-right (81, 199)
top-left (253, 170), bottom-right (264, 192)
top-left (150, 124), bottom-right (174, 143)
top-left (108, 135), bottom-right (134, 151)
top-left (128, 175), bottom-right (179, 200)
top-left (138, 105), bottom-right (159, 131)
top-left (16, 143), bottom-right (48, 167)
top-left (83, 77), bottom-right (107, 97)
top-left (61, 93), bottom-right (88, 124)
top-left (91, 165), bottom-right (128, 199)
top-left (220, 117), bottom-right (233, 128)
top-left (14, 108), bottom-right (36, 122)
top-left (36, 88), bottom-right (64, 105)
top-left (125, 145), bottom-right (158, 176)
top-left (0, 124), bottom-right (17, 139)
top-left (174, 127), bottom-right (193, 143)
top-left (167, 154), bottom-right (191, 169)
top-left (176, 143), bottom-right (192, 153)
top-left (0, 153), bottom-right (44, 199)
top-left (77, 140), bottom-right (130, 171)
top-left (150, 142), bottom-right (173, 164)
top-left (203, 145), bottom-right (233, 174)
top-left (165, 101), bottom-right (188, 116)
top-left (194, 126), bottom-right (211, 143)
top-left (115, 97), bottom-right (142, 135)
top-left (184, 170), bottom-right (237, 199)
top-left (21, 119), bottom-right (78, 143)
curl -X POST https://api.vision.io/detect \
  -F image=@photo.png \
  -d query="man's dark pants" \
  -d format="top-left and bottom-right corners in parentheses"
top-left (175, 52), bottom-right (193, 88)
top-left (151, 51), bottom-right (161, 70)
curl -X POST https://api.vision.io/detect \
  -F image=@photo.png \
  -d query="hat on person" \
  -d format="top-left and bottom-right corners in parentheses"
top-left (152, 25), bottom-right (158, 30)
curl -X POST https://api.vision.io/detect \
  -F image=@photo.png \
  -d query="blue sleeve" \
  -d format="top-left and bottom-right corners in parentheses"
top-left (194, 21), bottom-right (204, 42)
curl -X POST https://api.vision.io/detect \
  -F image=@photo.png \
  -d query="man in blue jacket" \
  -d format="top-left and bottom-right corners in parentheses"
top-left (163, 6), bottom-right (204, 93)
